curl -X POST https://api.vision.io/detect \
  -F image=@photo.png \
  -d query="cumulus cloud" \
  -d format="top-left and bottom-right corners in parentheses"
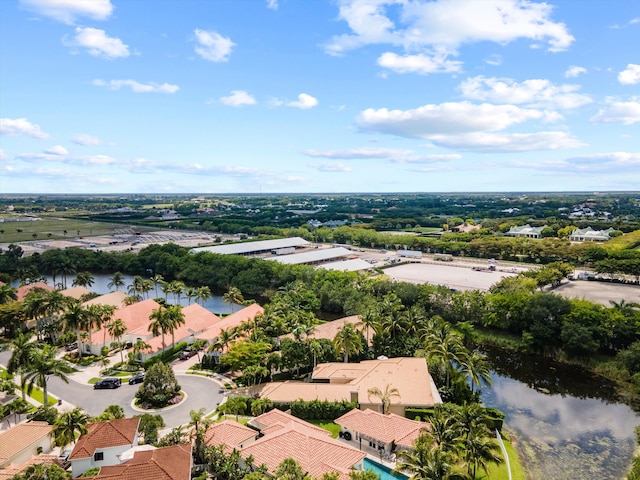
top-left (428, 131), bottom-right (584, 152)
top-left (93, 79), bottom-right (179, 93)
top-left (266, 0), bottom-right (278, 9)
top-left (64, 27), bottom-right (129, 59)
top-left (565, 65), bottom-right (587, 78)
top-left (618, 64), bottom-right (640, 85)
top-left (485, 54), bottom-right (502, 66)
top-left (377, 52), bottom-right (462, 75)
top-left (44, 145), bottom-right (68, 155)
top-left (357, 101), bottom-right (552, 138)
top-left (219, 90), bottom-right (256, 106)
top-left (19, 0), bottom-right (113, 24)
top-left (287, 93), bottom-right (318, 109)
top-left (459, 76), bottom-right (592, 109)
top-left (591, 100), bottom-right (640, 125)
top-left (325, 0), bottom-right (573, 73)
top-left (310, 162), bottom-right (352, 172)
top-left (72, 134), bottom-right (102, 146)
top-left (17, 151), bottom-right (118, 165)
top-left (194, 29), bottom-right (235, 62)
top-left (0, 118), bottom-right (50, 139)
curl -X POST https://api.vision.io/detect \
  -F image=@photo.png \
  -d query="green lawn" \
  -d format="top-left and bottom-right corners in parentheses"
top-left (306, 419), bottom-right (341, 438)
top-left (476, 433), bottom-right (526, 480)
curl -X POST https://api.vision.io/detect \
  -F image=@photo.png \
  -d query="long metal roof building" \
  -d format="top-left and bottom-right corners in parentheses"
top-left (190, 237), bottom-right (310, 255)
top-left (270, 247), bottom-right (351, 265)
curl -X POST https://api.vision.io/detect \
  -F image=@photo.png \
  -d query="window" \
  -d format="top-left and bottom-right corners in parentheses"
top-left (94, 452), bottom-right (104, 461)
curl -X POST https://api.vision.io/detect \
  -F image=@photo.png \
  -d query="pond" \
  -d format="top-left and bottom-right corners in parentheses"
top-left (481, 345), bottom-right (640, 479)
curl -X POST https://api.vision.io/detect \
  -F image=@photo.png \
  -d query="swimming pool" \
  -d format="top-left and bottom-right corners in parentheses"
top-left (362, 457), bottom-right (409, 480)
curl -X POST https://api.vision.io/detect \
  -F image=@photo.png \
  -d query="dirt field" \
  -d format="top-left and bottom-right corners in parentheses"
top-left (384, 263), bottom-right (518, 291)
top-left (553, 281), bottom-right (640, 306)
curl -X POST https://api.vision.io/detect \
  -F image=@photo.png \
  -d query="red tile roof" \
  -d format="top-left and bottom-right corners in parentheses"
top-left (204, 420), bottom-right (256, 452)
top-left (250, 409), bottom-right (330, 437)
top-left (89, 299), bottom-right (161, 345)
top-left (335, 409), bottom-right (429, 448)
top-left (0, 421), bottom-right (52, 465)
top-left (16, 282), bottom-right (54, 301)
top-left (69, 418), bottom-right (140, 460)
top-left (92, 444), bottom-right (192, 480)
top-left (196, 303), bottom-right (264, 342)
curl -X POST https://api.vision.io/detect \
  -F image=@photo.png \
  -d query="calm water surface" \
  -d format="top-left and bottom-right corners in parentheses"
top-left (481, 345), bottom-right (640, 480)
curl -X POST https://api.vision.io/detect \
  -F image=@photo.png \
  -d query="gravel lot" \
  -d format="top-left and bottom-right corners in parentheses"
top-left (553, 281), bottom-right (640, 306)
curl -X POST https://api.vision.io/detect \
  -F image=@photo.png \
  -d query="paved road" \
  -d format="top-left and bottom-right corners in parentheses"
top-left (0, 350), bottom-right (224, 429)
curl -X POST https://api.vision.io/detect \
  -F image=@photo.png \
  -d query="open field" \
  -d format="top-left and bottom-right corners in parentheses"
top-left (554, 280), bottom-right (640, 305)
top-left (384, 262), bottom-right (517, 291)
top-left (0, 216), bottom-right (156, 243)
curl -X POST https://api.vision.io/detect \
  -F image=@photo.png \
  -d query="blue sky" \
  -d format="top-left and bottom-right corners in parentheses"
top-left (0, 0), bottom-right (638, 194)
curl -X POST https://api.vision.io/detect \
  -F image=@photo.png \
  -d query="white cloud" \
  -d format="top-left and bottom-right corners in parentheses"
top-left (93, 79), bottom-right (179, 94)
top-left (0, 118), bottom-right (50, 139)
top-left (304, 147), bottom-right (459, 163)
top-left (565, 65), bottom-right (587, 78)
top-left (44, 145), bottom-right (68, 155)
top-left (72, 134), bottom-right (102, 146)
top-left (194, 29), bottom-right (235, 62)
top-left (485, 54), bottom-right (502, 66)
top-left (357, 101), bottom-right (550, 138)
top-left (287, 93), bottom-right (318, 109)
top-left (64, 27), bottom-right (129, 59)
top-left (618, 64), bottom-right (640, 85)
top-left (459, 76), bottom-right (592, 109)
top-left (377, 52), bottom-right (462, 75)
top-left (0, 149), bottom-right (8, 161)
top-left (428, 131), bottom-right (584, 152)
top-left (266, 0), bottom-right (278, 10)
top-left (19, 0), bottom-right (113, 24)
top-left (591, 100), bottom-right (640, 125)
top-left (325, 0), bottom-right (573, 67)
top-left (310, 162), bottom-right (352, 172)
top-left (219, 90), bottom-right (256, 106)
top-left (17, 151), bottom-right (118, 165)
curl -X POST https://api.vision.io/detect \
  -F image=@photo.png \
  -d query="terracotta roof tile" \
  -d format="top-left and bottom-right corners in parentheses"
top-left (92, 444), bottom-right (191, 480)
top-left (16, 282), bottom-right (53, 301)
top-left (250, 409), bottom-right (330, 437)
top-left (0, 421), bottom-right (52, 465)
top-left (204, 420), bottom-right (256, 451)
top-left (69, 418), bottom-right (140, 460)
top-left (336, 409), bottom-right (429, 447)
top-left (60, 286), bottom-right (91, 299)
top-left (196, 304), bottom-right (264, 342)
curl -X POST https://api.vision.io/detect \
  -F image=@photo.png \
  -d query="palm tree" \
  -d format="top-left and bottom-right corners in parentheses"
top-left (140, 279), bottom-right (154, 299)
top-left (197, 286), bottom-right (212, 306)
top-left (165, 305), bottom-right (185, 349)
top-left (150, 274), bottom-right (165, 298)
top-left (132, 339), bottom-right (151, 364)
top-left (367, 384), bottom-right (400, 415)
top-left (128, 276), bottom-right (145, 298)
top-left (72, 271), bottom-right (95, 288)
top-left (333, 323), bottom-right (364, 363)
top-left (185, 287), bottom-right (198, 305)
top-left (459, 350), bottom-right (493, 394)
top-left (22, 345), bottom-right (69, 406)
top-left (223, 286), bottom-right (244, 313)
top-left (7, 332), bottom-right (36, 401)
top-left (0, 284), bottom-right (17, 304)
top-left (417, 317), bottom-right (467, 389)
top-left (51, 407), bottom-right (90, 451)
top-left (107, 272), bottom-right (126, 292)
top-left (358, 308), bottom-right (380, 346)
top-left (88, 304), bottom-right (115, 351)
top-left (189, 408), bottom-right (211, 465)
top-left (149, 307), bottom-right (170, 351)
top-left (396, 438), bottom-right (467, 480)
top-left (62, 302), bottom-right (89, 358)
top-left (107, 319), bottom-right (128, 364)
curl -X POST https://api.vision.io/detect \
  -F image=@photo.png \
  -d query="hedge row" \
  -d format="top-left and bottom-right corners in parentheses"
top-left (405, 406), bottom-right (505, 432)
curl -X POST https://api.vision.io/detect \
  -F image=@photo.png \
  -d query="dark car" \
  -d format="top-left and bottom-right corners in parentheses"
top-left (94, 378), bottom-right (122, 389)
top-left (178, 348), bottom-right (197, 360)
top-left (65, 342), bottom-right (78, 351)
top-left (128, 372), bottom-right (145, 385)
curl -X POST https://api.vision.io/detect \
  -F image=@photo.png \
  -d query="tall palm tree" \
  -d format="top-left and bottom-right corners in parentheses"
top-left (51, 407), bottom-right (90, 451)
top-left (107, 272), bottom-right (126, 292)
top-left (396, 439), bottom-right (467, 480)
top-left (459, 350), bottom-right (493, 394)
top-left (165, 304), bottom-right (185, 349)
top-left (150, 274), bottom-right (165, 299)
top-left (196, 286), bottom-right (212, 306)
top-left (88, 304), bottom-right (115, 351)
top-left (367, 384), bottom-right (401, 415)
top-left (149, 307), bottom-right (170, 351)
top-left (0, 284), bottom-right (17, 304)
top-left (128, 276), bottom-right (145, 298)
top-left (417, 317), bottom-right (468, 389)
top-left (107, 319), bottom-right (128, 364)
top-left (62, 302), bottom-right (89, 358)
top-left (223, 286), bottom-right (244, 313)
top-left (23, 345), bottom-right (69, 406)
top-left (358, 308), bottom-right (380, 346)
top-left (140, 279), bottom-right (154, 299)
top-left (7, 332), bottom-right (36, 401)
top-left (72, 271), bottom-right (95, 288)
top-left (333, 323), bottom-right (364, 363)
top-left (189, 408), bottom-right (212, 465)
top-left (185, 287), bottom-right (198, 305)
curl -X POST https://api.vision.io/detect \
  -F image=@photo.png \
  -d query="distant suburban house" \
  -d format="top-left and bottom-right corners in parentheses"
top-left (569, 227), bottom-right (615, 242)
top-left (259, 357), bottom-right (441, 417)
top-left (335, 408), bottom-right (430, 457)
top-left (280, 315), bottom-right (371, 346)
top-left (60, 286), bottom-right (92, 300)
top-left (0, 421), bottom-right (53, 469)
top-left (68, 418), bottom-right (140, 478)
top-left (505, 224), bottom-right (544, 239)
top-left (205, 409), bottom-right (365, 480)
top-left (15, 282), bottom-right (53, 302)
top-left (90, 444), bottom-right (192, 480)
top-left (0, 454), bottom-right (61, 480)
top-left (83, 291), bottom-right (128, 309)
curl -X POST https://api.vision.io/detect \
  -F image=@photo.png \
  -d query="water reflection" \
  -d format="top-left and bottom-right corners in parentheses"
top-left (481, 347), bottom-right (640, 479)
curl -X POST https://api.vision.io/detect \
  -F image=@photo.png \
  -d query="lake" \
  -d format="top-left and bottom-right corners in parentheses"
top-left (481, 345), bottom-right (640, 479)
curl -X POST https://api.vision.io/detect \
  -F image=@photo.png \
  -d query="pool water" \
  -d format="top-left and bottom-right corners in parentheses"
top-left (362, 458), bottom-right (408, 480)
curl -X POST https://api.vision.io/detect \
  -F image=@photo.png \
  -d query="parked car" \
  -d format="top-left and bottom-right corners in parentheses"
top-left (178, 348), bottom-right (197, 360)
top-left (65, 342), bottom-right (78, 351)
top-left (94, 378), bottom-right (122, 389)
top-left (128, 372), bottom-right (145, 385)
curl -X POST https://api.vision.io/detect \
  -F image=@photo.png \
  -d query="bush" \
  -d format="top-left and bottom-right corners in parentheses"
top-left (142, 342), bottom-right (188, 369)
top-left (135, 362), bottom-right (181, 409)
top-left (289, 399), bottom-right (358, 421)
